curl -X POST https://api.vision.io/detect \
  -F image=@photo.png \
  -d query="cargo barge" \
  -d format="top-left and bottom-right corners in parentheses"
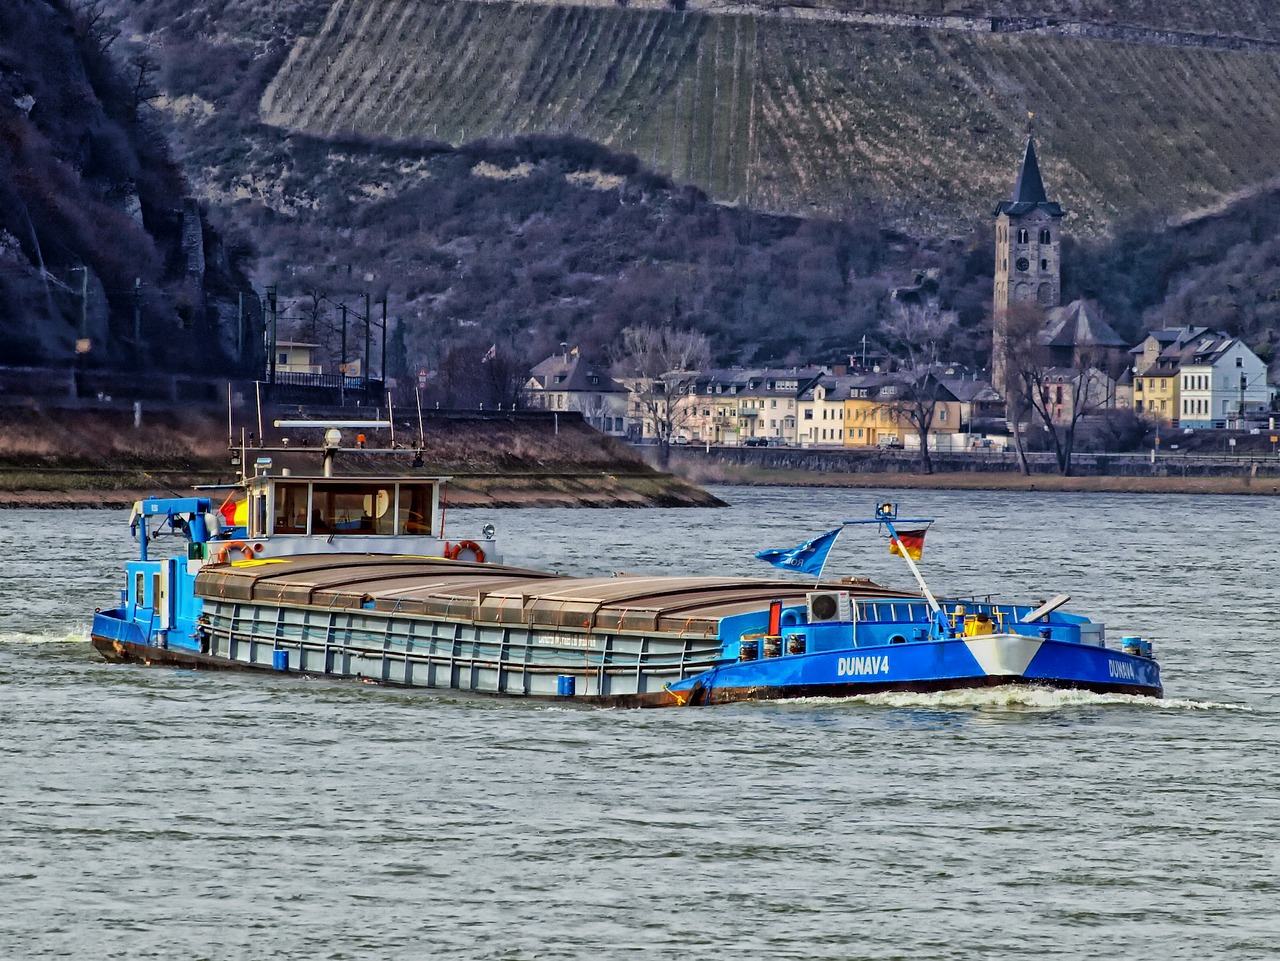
top-left (91, 424), bottom-right (1162, 704)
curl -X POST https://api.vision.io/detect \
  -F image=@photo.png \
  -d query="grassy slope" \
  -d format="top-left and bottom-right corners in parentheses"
top-left (256, 0), bottom-right (1280, 234)
top-left (0, 404), bottom-right (720, 507)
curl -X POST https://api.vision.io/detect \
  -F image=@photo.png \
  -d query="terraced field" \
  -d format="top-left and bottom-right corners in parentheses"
top-left (259, 0), bottom-right (1280, 233)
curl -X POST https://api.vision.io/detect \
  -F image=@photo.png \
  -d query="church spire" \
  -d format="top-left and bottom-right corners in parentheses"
top-left (993, 137), bottom-right (1062, 217)
top-left (1011, 137), bottom-right (1047, 205)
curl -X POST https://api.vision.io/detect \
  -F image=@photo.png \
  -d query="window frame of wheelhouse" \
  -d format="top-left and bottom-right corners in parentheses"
top-left (249, 475), bottom-right (442, 538)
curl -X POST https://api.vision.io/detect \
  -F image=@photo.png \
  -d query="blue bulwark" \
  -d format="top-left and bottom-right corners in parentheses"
top-left (140, 497), bottom-right (213, 516)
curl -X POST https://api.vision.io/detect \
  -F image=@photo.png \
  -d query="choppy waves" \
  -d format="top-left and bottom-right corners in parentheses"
top-left (0, 629), bottom-right (89, 645)
top-left (819, 684), bottom-right (1253, 713)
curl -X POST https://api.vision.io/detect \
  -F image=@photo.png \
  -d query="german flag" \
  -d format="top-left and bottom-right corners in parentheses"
top-left (889, 528), bottom-right (927, 560)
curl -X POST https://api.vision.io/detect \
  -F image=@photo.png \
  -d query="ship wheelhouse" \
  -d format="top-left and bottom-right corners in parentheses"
top-left (244, 474), bottom-right (444, 539)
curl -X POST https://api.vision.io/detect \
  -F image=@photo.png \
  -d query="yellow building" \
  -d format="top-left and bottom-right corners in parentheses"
top-left (1131, 372), bottom-right (1177, 425)
top-left (843, 380), bottom-right (910, 448)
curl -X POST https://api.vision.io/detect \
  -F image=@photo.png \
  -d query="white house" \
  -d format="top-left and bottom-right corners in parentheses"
top-left (524, 348), bottom-right (630, 436)
top-left (274, 341), bottom-right (323, 375)
top-left (1177, 336), bottom-right (1269, 429)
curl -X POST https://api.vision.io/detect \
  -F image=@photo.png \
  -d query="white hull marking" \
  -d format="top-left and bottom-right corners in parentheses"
top-left (963, 634), bottom-right (1044, 677)
top-left (837, 655), bottom-right (891, 677)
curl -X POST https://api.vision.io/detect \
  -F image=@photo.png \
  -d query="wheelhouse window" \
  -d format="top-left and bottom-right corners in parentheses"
top-left (396, 484), bottom-right (434, 535)
top-left (311, 483), bottom-right (395, 535)
top-left (273, 481), bottom-right (310, 533)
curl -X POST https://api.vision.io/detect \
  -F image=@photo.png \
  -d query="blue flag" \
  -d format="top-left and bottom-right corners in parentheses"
top-left (755, 527), bottom-right (842, 577)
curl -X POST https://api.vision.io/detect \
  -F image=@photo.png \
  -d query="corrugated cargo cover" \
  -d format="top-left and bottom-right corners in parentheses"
top-left (195, 555), bottom-right (915, 637)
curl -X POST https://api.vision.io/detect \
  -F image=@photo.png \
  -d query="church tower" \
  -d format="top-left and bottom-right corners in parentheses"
top-left (992, 138), bottom-right (1063, 393)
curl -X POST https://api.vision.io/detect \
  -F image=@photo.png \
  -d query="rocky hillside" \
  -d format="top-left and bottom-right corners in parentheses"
top-left (63, 0), bottom-right (1280, 374)
top-left (0, 0), bottom-right (255, 370)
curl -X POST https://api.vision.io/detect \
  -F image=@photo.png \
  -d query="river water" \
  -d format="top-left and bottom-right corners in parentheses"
top-left (2, 487), bottom-right (1277, 959)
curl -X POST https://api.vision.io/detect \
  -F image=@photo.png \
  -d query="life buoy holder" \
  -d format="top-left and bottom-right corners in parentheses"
top-left (445, 540), bottom-right (486, 563)
top-left (215, 540), bottom-right (257, 564)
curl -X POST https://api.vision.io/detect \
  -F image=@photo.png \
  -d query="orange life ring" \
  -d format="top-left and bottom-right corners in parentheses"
top-left (446, 540), bottom-right (486, 563)
top-left (215, 540), bottom-right (257, 564)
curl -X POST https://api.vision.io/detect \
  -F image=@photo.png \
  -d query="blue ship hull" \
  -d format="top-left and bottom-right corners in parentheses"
top-left (663, 633), bottom-right (1161, 705)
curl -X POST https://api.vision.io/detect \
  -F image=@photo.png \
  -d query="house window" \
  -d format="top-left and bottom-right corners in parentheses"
top-left (1041, 259), bottom-right (1048, 270)
top-left (771, 399), bottom-right (777, 408)
top-left (1039, 228), bottom-right (1051, 244)
top-left (1017, 228), bottom-right (1028, 243)
top-left (939, 409), bottom-right (947, 422)
top-left (278, 352), bottom-right (288, 365)
top-left (1236, 356), bottom-right (1244, 367)
top-left (804, 410), bottom-right (813, 420)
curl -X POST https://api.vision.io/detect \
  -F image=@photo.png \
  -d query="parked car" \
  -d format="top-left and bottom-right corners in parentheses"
top-left (743, 437), bottom-right (769, 447)
top-left (876, 437), bottom-right (904, 449)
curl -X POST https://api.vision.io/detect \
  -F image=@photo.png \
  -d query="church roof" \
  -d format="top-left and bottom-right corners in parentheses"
top-left (1041, 299), bottom-right (1127, 349)
top-left (994, 138), bottom-right (1064, 218)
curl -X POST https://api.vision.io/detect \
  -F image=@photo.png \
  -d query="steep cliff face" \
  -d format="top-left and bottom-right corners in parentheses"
top-left (0, 0), bottom-right (253, 370)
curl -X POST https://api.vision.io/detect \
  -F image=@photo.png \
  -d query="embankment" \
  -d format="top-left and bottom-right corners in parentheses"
top-left (660, 445), bottom-right (1280, 496)
top-left (0, 403), bottom-right (723, 508)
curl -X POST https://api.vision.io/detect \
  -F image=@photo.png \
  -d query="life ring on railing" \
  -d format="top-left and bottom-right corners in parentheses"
top-left (445, 540), bottom-right (486, 563)
top-left (215, 540), bottom-right (257, 564)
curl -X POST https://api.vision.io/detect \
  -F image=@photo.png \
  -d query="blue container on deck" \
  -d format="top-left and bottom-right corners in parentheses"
top-left (557, 674), bottom-right (576, 696)
top-left (272, 649), bottom-right (288, 671)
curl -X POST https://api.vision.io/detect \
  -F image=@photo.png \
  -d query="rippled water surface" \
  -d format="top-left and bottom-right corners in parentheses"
top-left (2, 487), bottom-right (1278, 959)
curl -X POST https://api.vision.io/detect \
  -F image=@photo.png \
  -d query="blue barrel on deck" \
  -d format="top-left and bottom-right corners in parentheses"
top-left (557, 674), bottom-right (576, 696)
top-left (272, 649), bottom-right (288, 671)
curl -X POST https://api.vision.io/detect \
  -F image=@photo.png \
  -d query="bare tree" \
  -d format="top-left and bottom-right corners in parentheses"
top-left (578, 392), bottom-right (611, 433)
top-left (481, 347), bottom-right (525, 409)
top-left (882, 297), bottom-right (952, 371)
top-left (879, 299), bottom-right (958, 474)
top-left (69, 0), bottom-right (120, 55)
top-left (614, 325), bottom-right (710, 468)
top-left (128, 50), bottom-right (160, 119)
top-left (881, 373), bottom-right (948, 474)
top-left (998, 303), bottom-right (1112, 475)
top-left (996, 304), bottom-right (1041, 475)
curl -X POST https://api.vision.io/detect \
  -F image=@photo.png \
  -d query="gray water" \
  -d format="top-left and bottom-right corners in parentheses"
top-left (1, 487), bottom-right (1277, 960)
